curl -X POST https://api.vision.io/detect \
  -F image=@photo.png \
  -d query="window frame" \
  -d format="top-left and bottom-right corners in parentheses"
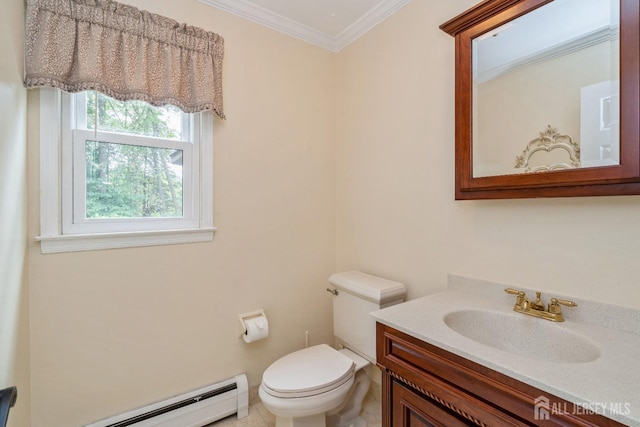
top-left (37, 88), bottom-right (215, 253)
top-left (63, 92), bottom-right (198, 234)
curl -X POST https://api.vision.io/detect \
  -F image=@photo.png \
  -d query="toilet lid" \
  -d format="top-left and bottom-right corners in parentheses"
top-left (262, 344), bottom-right (355, 398)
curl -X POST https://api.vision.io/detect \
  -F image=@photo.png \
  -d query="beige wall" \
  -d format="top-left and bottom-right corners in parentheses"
top-left (336, 0), bottom-right (640, 307)
top-left (27, 1), bottom-right (336, 425)
top-left (0, 0), bottom-right (31, 426)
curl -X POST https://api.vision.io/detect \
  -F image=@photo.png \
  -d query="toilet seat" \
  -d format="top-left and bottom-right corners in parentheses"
top-left (262, 344), bottom-right (355, 398)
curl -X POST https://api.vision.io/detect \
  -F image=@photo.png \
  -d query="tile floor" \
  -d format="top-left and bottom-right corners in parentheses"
top-left (207, 390), bottom-right (382, 427)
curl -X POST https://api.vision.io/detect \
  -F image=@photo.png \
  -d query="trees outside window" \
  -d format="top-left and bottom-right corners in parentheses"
top-left (82, 92), bottom-right (185, 220)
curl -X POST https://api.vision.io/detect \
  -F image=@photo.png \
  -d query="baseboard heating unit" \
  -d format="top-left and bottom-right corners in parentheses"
top-left (85, 374), bottom-right (248, 427)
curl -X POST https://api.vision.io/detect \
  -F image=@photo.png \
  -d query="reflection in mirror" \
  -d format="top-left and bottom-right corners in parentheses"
top-left (514, 125), bottom-right (580, 173)
top-left (472, 0), bottom-right (620, 178)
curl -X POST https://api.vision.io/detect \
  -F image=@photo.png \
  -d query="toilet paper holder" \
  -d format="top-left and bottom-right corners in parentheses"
top-left (239, 310), bottom-right (267, 337)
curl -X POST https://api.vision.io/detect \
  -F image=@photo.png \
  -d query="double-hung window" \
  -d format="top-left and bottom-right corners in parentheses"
top-left (37, 89), bottom-right (215, 253)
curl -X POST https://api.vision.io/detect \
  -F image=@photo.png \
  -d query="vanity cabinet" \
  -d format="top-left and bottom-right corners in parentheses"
top-left (376, 323), bottom-right (624, 427)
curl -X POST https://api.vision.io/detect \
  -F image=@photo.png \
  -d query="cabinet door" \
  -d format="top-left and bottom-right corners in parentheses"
top-left (391, 379), bottom-right (470, 427)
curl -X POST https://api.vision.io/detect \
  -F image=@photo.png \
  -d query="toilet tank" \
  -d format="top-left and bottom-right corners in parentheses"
top-left (329, 271), bottom-right (406, 363)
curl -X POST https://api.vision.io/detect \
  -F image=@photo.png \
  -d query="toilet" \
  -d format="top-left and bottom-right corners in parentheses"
top-left (259, 271), bottom-right (406, 427)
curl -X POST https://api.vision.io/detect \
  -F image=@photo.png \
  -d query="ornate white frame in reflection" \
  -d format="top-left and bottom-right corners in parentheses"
top-left (514, 125), bottom-right (581, 173)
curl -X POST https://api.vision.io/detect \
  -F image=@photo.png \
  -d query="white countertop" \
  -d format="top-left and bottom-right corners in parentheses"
top-left (370, 275), bottom-right (640, 426)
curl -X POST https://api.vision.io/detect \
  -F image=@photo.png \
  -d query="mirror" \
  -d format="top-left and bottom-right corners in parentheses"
top-left (440, 0), bottom-right (640, 199)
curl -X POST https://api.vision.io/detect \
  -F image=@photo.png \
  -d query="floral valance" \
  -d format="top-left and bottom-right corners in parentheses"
top-left (24, 0), bottom-right (225, 118)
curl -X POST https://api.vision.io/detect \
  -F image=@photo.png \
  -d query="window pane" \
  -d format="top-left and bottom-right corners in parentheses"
top-left (84, 92), bottom-right (184, 140)
top-left (85, 140), bottom-right (183, 219)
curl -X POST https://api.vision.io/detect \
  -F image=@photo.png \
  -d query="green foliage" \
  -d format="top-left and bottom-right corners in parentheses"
top-left (85, 92), bottom-right (180, 139)
top-left (84, 92), bottom-right (184, 219)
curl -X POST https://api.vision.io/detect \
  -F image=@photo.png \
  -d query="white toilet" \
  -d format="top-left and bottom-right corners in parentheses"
top-left (259, 271), bottom-right (406, 427)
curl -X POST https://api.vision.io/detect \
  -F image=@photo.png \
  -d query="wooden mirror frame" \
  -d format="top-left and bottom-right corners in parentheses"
top-left (440, 0), bottom-right (640, 200)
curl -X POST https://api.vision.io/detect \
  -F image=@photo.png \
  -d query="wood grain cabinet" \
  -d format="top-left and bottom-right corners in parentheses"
top-left (376, 323), bottom-right (624, 427)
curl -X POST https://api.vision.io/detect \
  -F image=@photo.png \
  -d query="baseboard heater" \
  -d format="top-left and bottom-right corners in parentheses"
top-left (85, 374), bottom-right (248, 427)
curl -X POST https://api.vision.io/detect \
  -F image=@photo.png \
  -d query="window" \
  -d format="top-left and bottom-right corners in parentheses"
top-left (37, 89), bottom-right (215, 253)
top-left (65, 91), bottom-right (197, 233)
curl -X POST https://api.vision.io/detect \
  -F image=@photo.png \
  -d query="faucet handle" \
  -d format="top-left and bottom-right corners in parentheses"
top-left (504, 288), bottom-right (525, 297)
top-left (548, 298), bottom-right (577, 314)
top-left (504, 288), bottom-right (527, 309)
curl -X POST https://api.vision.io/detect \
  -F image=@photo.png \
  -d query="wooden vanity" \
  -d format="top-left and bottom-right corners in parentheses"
top-left (376, 323), bottom-right (625, 427)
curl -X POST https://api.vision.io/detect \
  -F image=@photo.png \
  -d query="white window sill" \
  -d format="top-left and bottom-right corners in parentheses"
top-left (36, 227), bottom-right (216, 254)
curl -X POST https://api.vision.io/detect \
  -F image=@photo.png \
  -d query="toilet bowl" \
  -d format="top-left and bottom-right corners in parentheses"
top-left (259, 345), bottom-right (369, 427)
top-left (259, 272), bottom-right (406, 427)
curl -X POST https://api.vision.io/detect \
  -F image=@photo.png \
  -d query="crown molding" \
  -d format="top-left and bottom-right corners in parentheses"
top-left (197, 0), bottom-right (412, 52)
top-left (334, 0), bottom-right (412, 51)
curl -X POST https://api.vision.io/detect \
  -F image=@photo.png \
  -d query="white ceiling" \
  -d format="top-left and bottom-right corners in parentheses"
top-left (197, 0), bottom-right (413, 52)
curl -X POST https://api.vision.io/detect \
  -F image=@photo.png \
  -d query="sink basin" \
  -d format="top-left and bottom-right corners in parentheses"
top-left (443, 309), bottom-right (600, 363)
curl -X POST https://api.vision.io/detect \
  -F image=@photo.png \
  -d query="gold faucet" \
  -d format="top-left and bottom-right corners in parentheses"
top-left (504, 288), bottom-right (576, 322)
